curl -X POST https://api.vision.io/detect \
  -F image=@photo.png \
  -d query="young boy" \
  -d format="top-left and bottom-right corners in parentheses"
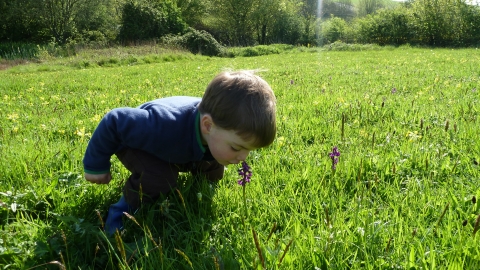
top-left (83, 70), bottom-right (276, 235)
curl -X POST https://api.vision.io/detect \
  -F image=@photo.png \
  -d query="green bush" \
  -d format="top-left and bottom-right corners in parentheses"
top-left (118, 0), bottom-right (187, 42)
top-left (352, 1), bottom-right (480, 47)
top-left (241, 46), bottom-right (279, 57)
top-left (181, 29), bottom-right (224, 56)
top-left (318, 17), bottom-right (351, 45)
top-left (356, 7), bottom-right (414, 46)
top-left (322, 41), bottom-right (383, 51)
top-left (159, 34), bottom-right (185, 50)
top-left (160, 28), bottom-right (223, 57)
top-left (224, 44), bottom-right (295, 57)
top-left (75, 30), bottom-right (109, 47)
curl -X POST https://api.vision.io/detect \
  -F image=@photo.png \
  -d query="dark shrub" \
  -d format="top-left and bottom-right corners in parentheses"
top-left (118, 0), bottom-right (187, 42)
top-left (181, 28), bottom-right (224, 56)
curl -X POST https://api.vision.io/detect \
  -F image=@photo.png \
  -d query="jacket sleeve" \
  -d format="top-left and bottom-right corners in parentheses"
top-left (82, 107), bottom-right (162, 173)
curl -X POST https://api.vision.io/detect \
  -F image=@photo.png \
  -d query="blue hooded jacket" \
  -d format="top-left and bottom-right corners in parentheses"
top-left (83, 96), bottom-right (212, 174)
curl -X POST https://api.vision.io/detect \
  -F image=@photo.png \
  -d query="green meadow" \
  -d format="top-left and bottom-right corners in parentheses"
top-left (1, 47), bottom-right (480, 269)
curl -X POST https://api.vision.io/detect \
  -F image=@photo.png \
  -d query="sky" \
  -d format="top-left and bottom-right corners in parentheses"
top-left (391, 0), bottom-right (479, 4)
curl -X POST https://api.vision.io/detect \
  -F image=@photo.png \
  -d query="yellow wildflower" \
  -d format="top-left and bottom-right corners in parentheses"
top-left (7, 113), bottom-right (19, 121)
top-left (277, 136), bottom-right (285, 147)
top-left (90, 114), bottom-right (102, 122)
top-left (406, 131), bottom-right (422, 142)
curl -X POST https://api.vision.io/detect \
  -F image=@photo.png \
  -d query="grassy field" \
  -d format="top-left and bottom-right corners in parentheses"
top-left (1, 46), bottom-right (480, 269)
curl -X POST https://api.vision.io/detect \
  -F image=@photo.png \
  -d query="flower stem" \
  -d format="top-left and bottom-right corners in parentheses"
top-left (242, 185), bottom-right (248, 228)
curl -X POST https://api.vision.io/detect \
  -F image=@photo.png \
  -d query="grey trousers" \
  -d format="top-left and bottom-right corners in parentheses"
top-left (115, 148), bottom-right (224, 209)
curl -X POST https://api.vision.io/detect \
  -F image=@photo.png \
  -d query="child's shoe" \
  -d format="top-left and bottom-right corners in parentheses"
top-left (105, 195), bottom-right (130, 235)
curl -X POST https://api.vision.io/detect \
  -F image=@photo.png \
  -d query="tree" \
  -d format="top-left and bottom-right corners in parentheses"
top-left (251, 0), bottom-right (283, 44)
top-left (35, 0), bottom-right (85, 44)
top-left (460, 1), bottom-right (480, 45)
top-left (357, 0), bottom-right (384, 17)
top-left (271, 1), bottom-right (303, 44)
top-left (355, 6), bottom-right (413, 45)
top-left (0, 0), bottom-right (125, 44)
top-left (0, 0), bottom-right (48, 42)
top-left (174, 0), bottom-right (207, 27)
top-left (410, 0), bottom-right (470, 46)
top-left (322, 0), bottom-right (356, 20)
top-left (74, 0), bottom-right (124, 42)
top-left (209, 0), bottom-right (257, 45)
top-left (319, 16), bottom-right (349, 44)
top-left (118, 0), bottom-right (187, 43)
top-left (298, 0), bottom-right (318, 44)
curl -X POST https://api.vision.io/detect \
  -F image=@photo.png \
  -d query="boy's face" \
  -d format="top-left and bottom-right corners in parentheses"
top-left (200, 115), bottom-right (256, 166)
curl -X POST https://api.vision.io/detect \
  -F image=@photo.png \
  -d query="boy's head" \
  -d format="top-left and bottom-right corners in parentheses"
top-left (198, 71), bottom-right (276, 149)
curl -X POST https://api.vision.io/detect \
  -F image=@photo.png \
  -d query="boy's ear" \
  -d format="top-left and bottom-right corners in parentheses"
top-left (200, 114), bottom-right (214, 133)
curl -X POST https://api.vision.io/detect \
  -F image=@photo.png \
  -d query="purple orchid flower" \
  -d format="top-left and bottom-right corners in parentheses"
top-left (237, 161), bottom-right (252, 186)
top-left (329, 146), bottom-right (341, 170)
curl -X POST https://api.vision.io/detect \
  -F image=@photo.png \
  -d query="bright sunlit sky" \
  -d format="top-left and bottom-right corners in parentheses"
top-left (390, 0), bottom-right (479, 4)
top-left (466, 0), bottom-right (480, 5)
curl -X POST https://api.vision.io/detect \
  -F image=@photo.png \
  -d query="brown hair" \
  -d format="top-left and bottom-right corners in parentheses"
top-left (198, 71), bottom-right (276, 148)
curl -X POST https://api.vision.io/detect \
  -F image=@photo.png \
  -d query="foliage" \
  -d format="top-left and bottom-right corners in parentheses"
top-left (298, 0), bottom-right (319, 45)
top-left (0, 43), bottom-right (40, 60)
top-left (36, 0), bottom-right (84, 44)
top-left (2, 0), bottom-right (480, 55)
top-left (318, 16), bottom-right (352, 45)
top-left (251, 0), bottom-right (283, 45)
top-left (205, 0), bottom-right (316, 46)
top-left (208, 0), bottom-right (258, 46)
top-left (270, 5), bottom-right (304, 45)
top-left (225, 44), bottom-right (295, 57)
top-left (357, 0), bottom-right (385, 17)
top-left (181, 29), bottom-right (224, 56)
top-left (73, 0), bottom-right (123, 45)
top-left (332, 0), bottom-right (480, 47)
top-left (118, 0), bottom-right (187, 43)
top-left (321, 40), bottom-right (384, 50)
top-left (0, 0), bottom-right (123, 45)
top-left (409, 0), bottom-right (480, 46)
top-left (355, 7), bottom-right (414, 45)
top-left (161, 28), bottom-right (224, 56)
top-left (73, 30), bottom-right (110, 47)
top-left (321, 0), bottom-right (356, 20)
top-left (0, 0), bottom-right (49, 43)
top-left (174, 0), bottom-right (208, 26)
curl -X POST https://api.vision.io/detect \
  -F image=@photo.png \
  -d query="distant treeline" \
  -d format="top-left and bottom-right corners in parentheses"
top-left (0, 0), bottom-right (479, 52)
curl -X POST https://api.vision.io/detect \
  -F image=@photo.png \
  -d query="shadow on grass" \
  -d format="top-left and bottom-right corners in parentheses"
top-left (23, 174), bottom-right (235, 270)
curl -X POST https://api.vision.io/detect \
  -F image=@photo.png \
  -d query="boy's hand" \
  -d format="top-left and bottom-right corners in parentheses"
top-left (85, 172), bottom-right (112, 184)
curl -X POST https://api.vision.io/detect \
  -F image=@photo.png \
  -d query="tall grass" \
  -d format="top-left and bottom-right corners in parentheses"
top-left (0, 43), bottom-right (40, 60)
top-left (1, 47), bottom-right (479, 269)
